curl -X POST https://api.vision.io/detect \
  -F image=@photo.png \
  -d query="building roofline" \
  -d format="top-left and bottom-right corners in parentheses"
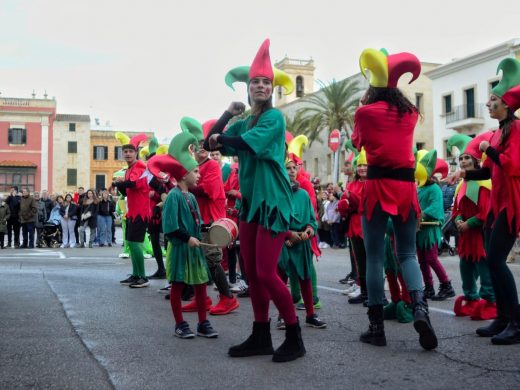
top-left (425, 38), bottom-right (520, 79)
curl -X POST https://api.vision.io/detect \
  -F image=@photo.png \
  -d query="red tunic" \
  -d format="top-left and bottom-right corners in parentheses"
top-left (352, 102), bottom-right (420, 221)
top-left (452, 184), bottom-right (490, 262)
top-left (224, 162), bottom-right (241, 223)
top-left (484, 122), bottom-right (520, 234)
top-left (125, 160), bottom-right (151, 221)
top-left (340, 180), bottom-right (365, 239)
top-left (193, 158), bottom-right (226, 224)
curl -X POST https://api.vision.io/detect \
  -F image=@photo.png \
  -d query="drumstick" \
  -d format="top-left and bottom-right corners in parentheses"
top-left (199, 242), bottom-right (219, 247)
top-left (420, 221), bottom-right (440, 226)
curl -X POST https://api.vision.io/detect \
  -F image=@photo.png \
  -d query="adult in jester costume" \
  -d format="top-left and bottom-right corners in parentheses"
top-left (447, 133), bottom-right (496, 320)
top-left (352, 47), bottom-right (437, 350)
top-left (277, 156), bottom-right (327, 330)
top-left (113, 132), bottom-right (152, 288)
top-left (450, 57), bottom-right (520, 344)
top-left (415, 149), bottom-right (455, 301)
top-left (205, 39), bottom-right (306, 362)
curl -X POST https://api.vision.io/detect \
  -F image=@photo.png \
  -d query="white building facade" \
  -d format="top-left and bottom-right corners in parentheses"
top-left (425, 39), bottom-right (520, 162)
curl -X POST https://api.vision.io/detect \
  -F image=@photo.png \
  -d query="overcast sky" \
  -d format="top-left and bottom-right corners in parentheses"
top-left (1, 0), bottom-right (519, 140)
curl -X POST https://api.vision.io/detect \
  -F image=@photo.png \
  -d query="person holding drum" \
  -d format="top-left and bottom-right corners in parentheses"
top-left (162, 131), bottom-right (218, 339)
top-left (205, 39), bottom-right (305, 362)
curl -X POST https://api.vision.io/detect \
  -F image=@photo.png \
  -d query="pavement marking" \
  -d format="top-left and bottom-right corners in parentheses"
top-left (318, 284), bottom-right (455, 316)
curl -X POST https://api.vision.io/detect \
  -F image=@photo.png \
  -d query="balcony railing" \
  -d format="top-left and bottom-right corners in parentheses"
top-left (445, 103), bottom-right (486, 124)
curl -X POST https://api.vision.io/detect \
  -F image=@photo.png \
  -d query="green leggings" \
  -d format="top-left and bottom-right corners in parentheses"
top-left (289, 259), bottom-right (318, 302)
top-left (128, 241), bottom-right (146, 277)
top-left (460, 258), bottom-right (495, 302)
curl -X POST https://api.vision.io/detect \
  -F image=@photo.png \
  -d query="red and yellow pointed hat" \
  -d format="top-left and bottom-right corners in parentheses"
top-left (359, 48), bottom-right (421, 88)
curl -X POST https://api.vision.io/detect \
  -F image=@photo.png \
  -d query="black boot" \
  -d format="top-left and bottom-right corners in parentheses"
top-left (360, 305), bottom-right (386, 346)
top-left (430, 281), bottom-right (455, 301)
top-left (272, 319), bottom-right (306, 362)
top-left (410, 290), bottom-right (438, 350)
top-left (491, 306), bottom-right (520, 345)
top-left (476, 317), bottom-right (509, 337)
top-left (228, 321), bottom-right (274, 357)
top-left (424, 284), bottom-right (435, 300)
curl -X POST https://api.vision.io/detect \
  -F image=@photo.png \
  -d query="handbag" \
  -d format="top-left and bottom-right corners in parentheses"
top-left (81, 211), bottom-right (92, 221)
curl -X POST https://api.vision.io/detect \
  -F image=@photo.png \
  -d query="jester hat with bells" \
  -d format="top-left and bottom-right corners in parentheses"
top-left (359, 48), bottom-right (421, 88)
top-left (414, 149), bottom-right (437, 187)
top-left (491, 57), bottom-right (520, 112)
top-left (139, 136), bottom-right (168, 161)
top-left (286, 134), bottom-right (308, 166)
top-left (115, 132), bottom-right (148, 153)
top-left (225, 39), bottom-right (294, 96)
top-left (352, 147), bottom-right (367, 173)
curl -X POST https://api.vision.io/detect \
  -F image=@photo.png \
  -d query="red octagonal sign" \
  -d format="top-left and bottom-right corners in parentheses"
top-left (328, 129), bottom-right (341, 152)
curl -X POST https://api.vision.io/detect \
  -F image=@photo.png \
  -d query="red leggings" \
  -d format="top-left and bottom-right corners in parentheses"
top-left (278, 268), bottom-right (314, 317)
top-left (170, 282), bottom-right (207, 325)
top-left (240, 222), bottom-right (297, 325)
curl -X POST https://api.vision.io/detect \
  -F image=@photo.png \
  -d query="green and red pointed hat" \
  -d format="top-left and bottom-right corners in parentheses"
top-left (492, 57), bottom-right (520, 111)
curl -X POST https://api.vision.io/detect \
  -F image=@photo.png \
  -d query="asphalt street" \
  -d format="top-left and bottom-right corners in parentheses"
top-left (1, 235), bottom-right (519, 389)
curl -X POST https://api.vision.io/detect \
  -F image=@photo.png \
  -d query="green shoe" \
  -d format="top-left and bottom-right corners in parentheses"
top-left (295, 298), bottom-right (305, 310)
top-left (313, 297), bottom-right (321, 310)
top-left (383, 301), bottom-right (398, 320)
top-left (396, 300), bottom-right (414, 323)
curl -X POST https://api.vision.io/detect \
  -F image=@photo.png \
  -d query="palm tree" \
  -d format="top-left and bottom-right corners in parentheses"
top-left (284, 111), bottom-right (306, 136)
top-left (295, 78), bottom-right (362, 144)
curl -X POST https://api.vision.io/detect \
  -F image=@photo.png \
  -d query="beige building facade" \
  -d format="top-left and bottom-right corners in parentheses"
top-left (274, 57), bottom-right (315, 106)
top-left (53, 114), bottom-right (91, 193)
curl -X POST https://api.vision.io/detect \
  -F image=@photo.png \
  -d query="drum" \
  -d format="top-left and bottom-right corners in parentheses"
top-left (209, 218), bottom-right (239, 247)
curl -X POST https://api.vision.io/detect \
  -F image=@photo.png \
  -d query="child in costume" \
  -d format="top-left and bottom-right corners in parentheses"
top-left (162, 131), bottom-right (217, 339)
top-left (415, 149), bottom-right (455, 301)
top-left (205, 39), bottom-right (305, 362)
top-left (352, 47), bottom-right (437, 350)
top-left (451, 57), bottom-right (520, 344)
top-left (276, 156), bottom-right (326, 330)
top-left (447, 134), bottom-right (495, 320)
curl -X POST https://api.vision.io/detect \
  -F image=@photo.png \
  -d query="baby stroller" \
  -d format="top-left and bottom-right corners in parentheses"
top-left (438, 209), bottom-right (457, 256)
top-left (38, 222), bottom-right (62, 248)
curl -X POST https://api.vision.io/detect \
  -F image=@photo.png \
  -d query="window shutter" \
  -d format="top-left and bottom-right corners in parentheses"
top-left (93, 147), bottom-right (96, 159)
top-left (22, 130), bottom-right (26, 144)
top-left (8, 129), bottom-right (12, 143)
top-left (104, 146), bottom-right (108, 160)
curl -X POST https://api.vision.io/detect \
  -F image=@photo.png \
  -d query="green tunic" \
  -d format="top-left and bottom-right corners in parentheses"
top-left (278, 188), bottom-right (317, 280)
top-left (417, 183), bottom-right (444, 250)
top-left (221, 162), bottom-right (231, 183)
top-left (162, 187), bottom-right (209, 284)
top-left (220, 109), bottom-right (293, 234)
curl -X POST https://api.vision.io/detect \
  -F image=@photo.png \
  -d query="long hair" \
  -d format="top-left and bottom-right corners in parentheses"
top-left (361, 86), bottom-right (418, 118)
top-left (500, 107), bottom-right (517, 146)
top-left (248, 95), bottom-right (273, 129)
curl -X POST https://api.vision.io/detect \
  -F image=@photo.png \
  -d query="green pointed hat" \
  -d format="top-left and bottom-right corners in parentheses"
top-left (167, 132), bottom-right (198, 180)
top-left (148, 136), bottom-right (159, 155)
top-left (491, 57), bottom-right (520, 97)
top-left (180, 117), bottom-right (204, 142)
top-left (345, 139), bottom-right (359, 157)
top-left (415, 149), bottom-right (437, 187)
top-left (447, 134), bottom-right (472, 157)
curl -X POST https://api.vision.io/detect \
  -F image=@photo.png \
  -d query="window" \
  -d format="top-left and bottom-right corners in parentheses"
top-left (416, 142), bottom-right (425, 151)
top-left (443, 94), bottom-right (452, 114)
top-left (465, 87), bottom-right (475, 118)
top-left (277, 86), bottom-right (283, 100)
top-left (415, 93), bottom-right (423, 113)
top-left (95, 174), bottom-right (106, 190)
top-left (0, 169), bottom-right (35, 193)
top-left (114, 146), bottom-right (123, 160)
top-left (296, 76), bottom-right (304, 98)
top-left (67, 169), bottom-right (77, 186)
top-left (68, 141), bottom-right (77, 153)
top-left (93, 146), bottom-right (108, 160)
top-left (69, 123), bottom-right (76, 132)
top-left (8, 128), bottom-right (26, 145)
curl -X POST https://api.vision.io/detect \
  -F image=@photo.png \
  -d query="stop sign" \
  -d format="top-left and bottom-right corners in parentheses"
top-left (328, 129), bottom-right (341, 152)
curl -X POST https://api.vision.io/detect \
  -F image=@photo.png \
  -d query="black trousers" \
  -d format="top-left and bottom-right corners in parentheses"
top-left (7, 218), bottom-right (20, 246)
top-left (485, 211), bottom-right (519, 320)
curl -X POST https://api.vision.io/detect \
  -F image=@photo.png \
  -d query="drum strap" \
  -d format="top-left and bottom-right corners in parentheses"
top-left (182, 192), bottom-right (200, 226)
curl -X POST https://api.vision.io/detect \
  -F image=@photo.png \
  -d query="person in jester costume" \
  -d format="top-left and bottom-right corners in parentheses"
top-left (276, 156), bottom-right (327, 330)
top-left (285, 134), bottom-right (323, 311)
top-left (415, 149), bottom-right (455, 301)
top-left (447, 133), bottom-right (496, 320)
top-left (449, 57), bottom-right (520, 344)
top-left (205, 39), bottom-right (306, 362)
top-left (161, 131), bottom-right (218, 339)
top-left (180, 116), bottom-right (240, 315)
top-left (352, 47), bottom-right (437, 350)
top-left (113, 132), bottom-right (151, 288)
top-left (338, 147), bottom-right (368, 305)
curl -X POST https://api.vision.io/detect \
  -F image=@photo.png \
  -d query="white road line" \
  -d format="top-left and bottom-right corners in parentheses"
top-left (318, 284), bottom-right (454, 316)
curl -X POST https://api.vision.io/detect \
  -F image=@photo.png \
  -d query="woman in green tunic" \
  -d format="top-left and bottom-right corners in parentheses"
top-left (205, 39), bottom-right (305, 362)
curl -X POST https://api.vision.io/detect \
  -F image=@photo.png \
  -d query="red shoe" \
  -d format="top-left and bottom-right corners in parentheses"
top-left (471, 299), bottom-right (497, 321)
top-left (181, 296), bottom-right (212, 312)
top-left (209, 294), bottom-right (239, 315)
top-left (454, 296), bottom-right (481, 317)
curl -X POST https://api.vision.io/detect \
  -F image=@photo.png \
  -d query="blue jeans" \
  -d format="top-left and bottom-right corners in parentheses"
top-left (97, 215), bottom-right (112, 245)
top-left (362, 204), bottom-right (423, 306)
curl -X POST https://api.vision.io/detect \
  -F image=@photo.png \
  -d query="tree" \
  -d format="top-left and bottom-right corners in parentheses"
top-left (295, 78), bottom-right (362, 145)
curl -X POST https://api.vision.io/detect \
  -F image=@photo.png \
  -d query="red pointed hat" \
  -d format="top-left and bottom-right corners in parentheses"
top-left (249, 39), bottom-right (274, 81)
top-left (465, 131), bottom-right (494, 160)
top-left (202, 119), bottom-right (218, 138)
top-left (433, 158), bottom-right (449, 179)
top-left (502, 84), bottom-right (520, 112)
